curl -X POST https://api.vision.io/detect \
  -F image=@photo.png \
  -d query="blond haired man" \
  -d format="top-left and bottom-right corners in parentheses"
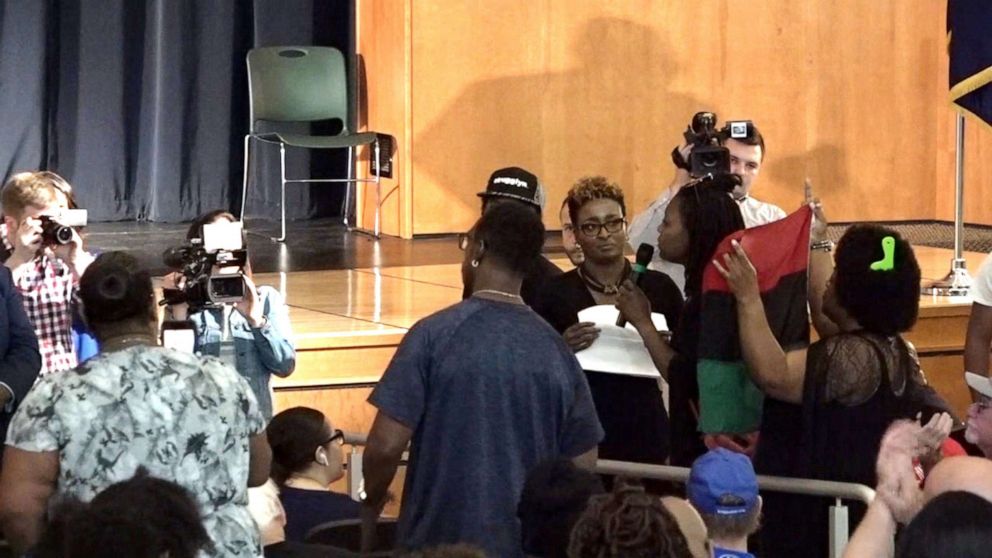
top-left (1, 172), bottom-right (93, 374)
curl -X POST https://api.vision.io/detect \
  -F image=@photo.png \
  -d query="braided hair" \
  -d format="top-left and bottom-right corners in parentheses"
top-left (672, 177), bottom-right (745, 299)
top-left (567, 477), bottom-right (693, 558)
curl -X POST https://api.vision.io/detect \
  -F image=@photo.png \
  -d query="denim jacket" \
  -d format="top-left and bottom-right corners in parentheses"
top-left (190, 285), bottom-right (295, 420)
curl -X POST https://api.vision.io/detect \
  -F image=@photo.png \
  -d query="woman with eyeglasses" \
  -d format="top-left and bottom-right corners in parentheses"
top-left (266, 406), bottom-right (359, 543)
top-left (534, 176), bottom-right (683, 469)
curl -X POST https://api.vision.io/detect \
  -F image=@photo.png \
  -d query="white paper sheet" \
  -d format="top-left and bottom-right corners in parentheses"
top-left (574, 305), bottom-right (668, 379)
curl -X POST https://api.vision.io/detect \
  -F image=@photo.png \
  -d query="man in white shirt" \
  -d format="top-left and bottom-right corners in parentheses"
top-left (628, 121), bottom-right (785, 292)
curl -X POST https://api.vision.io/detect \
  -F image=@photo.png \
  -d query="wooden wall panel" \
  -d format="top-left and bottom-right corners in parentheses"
top-left (358, 0), bottom-right (987, 235)
top-left (356, 0), bottom-right (412, 237)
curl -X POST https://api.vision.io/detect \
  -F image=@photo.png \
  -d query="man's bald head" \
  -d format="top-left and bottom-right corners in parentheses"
top-left (924, 456), bottom-right (992, 504)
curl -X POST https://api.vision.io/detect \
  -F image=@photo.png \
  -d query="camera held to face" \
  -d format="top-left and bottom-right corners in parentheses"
top-left (39, 209), bottom-right (88, 246)
top-left (682, 112), bottom-right (754, 178)
top-left (161, 220), bottom-right (248, 311)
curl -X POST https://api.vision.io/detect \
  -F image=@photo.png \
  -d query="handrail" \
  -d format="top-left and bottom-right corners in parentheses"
top-left (595, 459), bottom-right (875, 505)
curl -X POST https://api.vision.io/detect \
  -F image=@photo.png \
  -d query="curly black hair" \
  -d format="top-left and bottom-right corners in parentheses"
top-left (473, 201), bottom-right (546, 274)
top-left (833, 224), bottom-right (920, 335)
top-left (672, 177), bottom-right (745, 298)
top-left (567, 477), bottom-right (693, 558)
top-left (35, 468), bottom-right (212, 558)
top-left (78, 251), bottom-right (154, 332)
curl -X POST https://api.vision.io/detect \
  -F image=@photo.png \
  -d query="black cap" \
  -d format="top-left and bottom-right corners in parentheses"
top-left (477, 167), bottom-right (545, 210)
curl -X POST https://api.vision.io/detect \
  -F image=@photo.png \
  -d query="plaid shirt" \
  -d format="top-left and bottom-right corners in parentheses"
top-left (1, 225), bottom-right (77, 375)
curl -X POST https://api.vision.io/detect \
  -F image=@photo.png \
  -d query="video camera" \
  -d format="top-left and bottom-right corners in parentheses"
top-left (39, 209), bottom-right (88, 246)
top-left (680, 112), bottom-right (755, 178)
top-left (161, 220), bottom-right (248, 312)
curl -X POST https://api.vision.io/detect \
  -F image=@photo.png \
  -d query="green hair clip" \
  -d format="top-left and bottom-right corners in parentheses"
top-left (870, 236), bottom-right (896, 271)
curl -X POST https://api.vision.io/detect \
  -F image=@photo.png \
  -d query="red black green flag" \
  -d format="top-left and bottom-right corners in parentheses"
top-left (948, 0), bottom-right (992, 127)
top-left (697, 206), bottom-right (812, 434)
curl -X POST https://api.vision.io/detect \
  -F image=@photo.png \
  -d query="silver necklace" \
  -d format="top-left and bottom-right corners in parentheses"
top-left (473, 289), bottom-right (524, 303)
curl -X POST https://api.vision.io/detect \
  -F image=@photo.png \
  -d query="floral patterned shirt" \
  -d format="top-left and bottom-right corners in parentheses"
top-left (7, 345), bottom-right (267, 557)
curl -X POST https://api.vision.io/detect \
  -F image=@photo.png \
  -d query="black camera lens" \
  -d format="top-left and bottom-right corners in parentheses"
top-left (40, 218), bottom-right (74, 245)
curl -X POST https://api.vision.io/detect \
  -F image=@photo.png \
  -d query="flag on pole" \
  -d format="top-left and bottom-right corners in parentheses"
top-left (948, 0), bottom-right (992, 126)
top-left (696, 206), bottom-right (812, 434)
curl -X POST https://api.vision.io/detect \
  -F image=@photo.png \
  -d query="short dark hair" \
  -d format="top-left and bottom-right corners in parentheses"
top-left (834, 224), bottom-right (920, 335)
top-left (518, 459), bottom-right (605, 557)
top-left (566, 176), bottom-right (626, 227)
top-left (186, 209), bottom-right (237, 241)
top-left (473, 201), bottom-right (545, 275)
top-left (699, 506), bottom-right (761, 541)
top-left (79, 252), bottom-right (154, 330)
top-left (895, 491), bottom-right (992, 558)
top-left (268, 406), bottom-right (331, 486)
top-left (672, 179), bottom-right (745, 297)
top-left (719, 123), bottom-right (766, 161)
top-left (35, 468), bottom-right (211, 558)
top-left (568, 477), bottom-right (693, 558)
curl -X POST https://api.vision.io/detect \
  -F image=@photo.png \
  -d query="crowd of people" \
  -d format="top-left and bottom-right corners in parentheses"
top-left (0, 116), bottom-right (988, 558)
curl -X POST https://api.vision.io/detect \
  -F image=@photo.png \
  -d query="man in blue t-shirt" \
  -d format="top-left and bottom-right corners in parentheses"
top-left (688, 448), bottom-right (763, 558)
top-left (360, 203), bottom-right (604, 558)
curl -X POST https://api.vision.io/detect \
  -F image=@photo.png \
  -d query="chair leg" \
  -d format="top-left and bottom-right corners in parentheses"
top-left (344, 145), bottom-right (354, 228)
top-left (240, 135), bottom-right (251, 222)
top-left (373, 138), bottom-right (381, 238)
top-left (276, 143), bottom-right (287, 242)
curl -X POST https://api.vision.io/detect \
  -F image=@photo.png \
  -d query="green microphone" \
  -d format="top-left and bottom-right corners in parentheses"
top-left (616, 243), bottom-right (655, 327)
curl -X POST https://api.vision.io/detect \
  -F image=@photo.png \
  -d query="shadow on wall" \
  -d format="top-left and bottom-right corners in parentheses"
top-left (412, 17), bottom-right (709, 232)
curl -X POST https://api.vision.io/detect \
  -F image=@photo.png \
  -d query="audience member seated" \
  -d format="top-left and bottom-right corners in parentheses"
top-left (267, 406), bottom-right (360, 542)
top-left (687, 448), bottom-right (761, 558)
top-left (360, 203), bottom-right (603, 557)
top-left (34, 468), bottom-right (212, 558)
top-left (657, 497), bottom-right (711, 558)
top-left (0, 171), bottom-right (95, 375)
top-left (0, 251), bottom-right (271, 557)
top-left (533, 176), bottom-right (683, 470)
top-left (614, 177), bottom-right (745, 466)
top-left (895, 491), bottom-right (992, 558)
top-left (517, 458), bottom-right (605, 558)
top-left (163, 209), bottom-right (295, 421)
top-left (567, 477), bottom-right (693, 558)
top-left (715, 221), bottom-right (957, 556)
top-left (963, 372), bottom-right (992, 458)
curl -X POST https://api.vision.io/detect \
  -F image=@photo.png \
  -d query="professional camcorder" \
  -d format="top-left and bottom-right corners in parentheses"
top-left (39, 209), bottom-right (88, 246)
top-left (161, 220), bottom-right (248, 312)
top-left (677, 112), bottom-right (755, 178)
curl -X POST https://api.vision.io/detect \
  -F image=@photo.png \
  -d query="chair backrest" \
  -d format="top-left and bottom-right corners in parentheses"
top-left (305, 518), bottom-right (397, 556)
top-left (247, 46), bottom-right (349, 132)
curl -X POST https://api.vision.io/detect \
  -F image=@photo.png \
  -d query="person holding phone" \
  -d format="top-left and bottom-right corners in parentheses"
top-left (163, 210), bottom-right (295, 421)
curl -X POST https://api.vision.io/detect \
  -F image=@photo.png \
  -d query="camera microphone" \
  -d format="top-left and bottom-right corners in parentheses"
top-left (616, 243), bottom-right (655, 328)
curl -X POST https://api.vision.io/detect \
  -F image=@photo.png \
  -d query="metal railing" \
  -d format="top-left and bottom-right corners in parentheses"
top-left (340, 433), bottom-right (873, 558)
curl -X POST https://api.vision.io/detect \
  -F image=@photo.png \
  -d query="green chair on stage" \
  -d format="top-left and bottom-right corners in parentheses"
top-left (241, 46), bottom-right (383, 240)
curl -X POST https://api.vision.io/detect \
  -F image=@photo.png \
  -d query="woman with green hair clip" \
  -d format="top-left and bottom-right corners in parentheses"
top-left (714, 205), bottom-right (957, 557)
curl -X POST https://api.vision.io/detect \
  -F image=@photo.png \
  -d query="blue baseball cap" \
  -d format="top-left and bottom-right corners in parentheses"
top-left (687, 448), bottom-right (759, 516)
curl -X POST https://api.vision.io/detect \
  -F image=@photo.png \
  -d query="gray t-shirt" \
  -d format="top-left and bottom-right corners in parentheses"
top-left (369, 297), bottom-right (603, 557)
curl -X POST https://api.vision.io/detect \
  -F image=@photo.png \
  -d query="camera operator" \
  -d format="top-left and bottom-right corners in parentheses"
top-left (628, 115), bottom-right (786, 292)
top-left (162, 210), bottom-right (295, 421)
top-left (0, 171), bottom-right (94, 375)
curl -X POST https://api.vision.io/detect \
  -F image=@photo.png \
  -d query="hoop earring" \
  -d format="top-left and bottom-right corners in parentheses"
top-left (471, 259), bottom-right (480, 268)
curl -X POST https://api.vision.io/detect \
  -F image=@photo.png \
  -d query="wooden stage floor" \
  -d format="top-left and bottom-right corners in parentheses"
top-left (260, 244), bottom-right (986, 434)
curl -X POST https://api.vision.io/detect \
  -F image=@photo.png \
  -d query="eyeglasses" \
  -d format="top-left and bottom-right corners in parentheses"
top-left (977, 397), bottom-right (992, 412)
top-left (323, 429), bottom-right (345, 447)
top-left (578, 218), bottom-right (626, 237)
